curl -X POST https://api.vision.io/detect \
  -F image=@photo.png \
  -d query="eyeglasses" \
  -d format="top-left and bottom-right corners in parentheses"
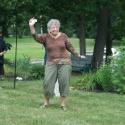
top-left (50, 27), bottom-right (59, 30)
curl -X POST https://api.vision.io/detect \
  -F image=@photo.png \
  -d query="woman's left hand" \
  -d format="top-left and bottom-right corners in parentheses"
top-left (78, 54), bottom-right (86, 59)
top-left (80, 55), bottom-right (86, 58)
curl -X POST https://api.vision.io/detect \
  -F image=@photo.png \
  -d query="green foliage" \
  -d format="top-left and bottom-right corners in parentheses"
top-left (16, 55), bottom-right (45, 80)
top-left (16, 54), bottom-right (31, 80)
top-left (16, 54), bottom-right (45, 80)
top-left (29, 64), bottom-right (45, 80)
top-left (94, 64), bottom-right (113, 91)
top-left (73, 72), bottom-right (96, 91)
top-left (4, 64), bottom-right (11, 77)
top-left (73, 64), bottom-right (113, 92)
top-left (6, 43), bottom-right (12, 50)
top-left (4, 55), bottom-right (45, 80)
top-left (4, 59), bottom-right (15, 77)
top-left (110, 38), bottom-right (125, 94)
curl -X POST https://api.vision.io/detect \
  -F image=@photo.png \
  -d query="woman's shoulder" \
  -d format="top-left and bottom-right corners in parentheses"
top-left (60, 33), bottom-right (68, 38)
top-left (39, 33), bottom-right (48, 40)
top-left (59, 33), bottom-right (69, 43)
top-left (45, 33), bottom-right (54, 38)
top-left (61, 32), bottom-right (66, 36)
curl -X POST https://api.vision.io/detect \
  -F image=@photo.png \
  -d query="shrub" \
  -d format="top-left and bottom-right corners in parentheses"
top-left (73, 64), bottom-right (113, 92)
top-left (72, 72), bottom-right (96, 91)
top-left (4, 59), bottom-right (15, 78)
top-left (16, 54), bottom-right (31, 80)
top-left (4, 64), bottom-right (12, 76)
top-left (110, 38), bottom-right (125, 94)
top-left (4, 55), bottom-right (45, 80)
top-left (94, 64), bottom-right (113, 91)
top-left (29, 64), bottom-right (45, 79)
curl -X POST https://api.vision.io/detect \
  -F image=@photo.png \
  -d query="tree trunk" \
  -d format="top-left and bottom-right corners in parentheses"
top-left (78, 14), bottom-right (86, 55)
top-left (93, 7), bottom-right (109, 69)
top-left (106, 15), bottom-right (112, 62)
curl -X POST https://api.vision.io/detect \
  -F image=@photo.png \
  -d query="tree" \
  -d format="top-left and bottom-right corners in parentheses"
top-left (0, 0), bottom-right (49, 37)
top-left (42, 0), bottom-right (98, 55)
top-left (1, 0), bottom-right (125, 59)
top-left (93, 7), bottom-right (109, 69)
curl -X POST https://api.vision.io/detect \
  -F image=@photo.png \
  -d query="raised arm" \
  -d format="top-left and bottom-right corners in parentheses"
top-left (29, 18), bottom-right (45, 44)
top-left (29, 18), bottom-right (37, 35)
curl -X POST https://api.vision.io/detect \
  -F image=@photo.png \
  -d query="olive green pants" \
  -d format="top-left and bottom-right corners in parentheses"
top-left (43, 64), bottom-right (72, 98)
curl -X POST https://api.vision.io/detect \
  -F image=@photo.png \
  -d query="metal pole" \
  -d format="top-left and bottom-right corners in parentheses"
top-left (14, 14), bottom-right (18, 89)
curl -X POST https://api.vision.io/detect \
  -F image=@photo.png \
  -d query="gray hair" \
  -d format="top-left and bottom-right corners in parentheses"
top-left (47, 19), bottom-right (60, 29)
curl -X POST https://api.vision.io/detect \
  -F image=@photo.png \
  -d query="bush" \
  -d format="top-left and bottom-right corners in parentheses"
top-left (94, 64), bottom-right (113, 91)
top-left (29, 64), bottom-right (45, 80)
top-left (110, 38), bottom-right (125, 94)
top-left (4, 59), bottom-right (15, 78)
top-left (16, 55), bottom-right (45, 80)
top-left (4, 64), bottom-right (12, 76)
top-left (72, 64), bottom-right (113, 92)
top-left (4, 55), bottom-right (45, 80)
top-left (16, 54), bottom-right (31, 80)
top-left (72, 72), bottom-right (96, 91)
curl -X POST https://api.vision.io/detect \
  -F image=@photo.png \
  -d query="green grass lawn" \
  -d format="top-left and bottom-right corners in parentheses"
top-left (4, 36), bottom-right (121, 61)
top-left (0, 79), bottom-right (125, 125)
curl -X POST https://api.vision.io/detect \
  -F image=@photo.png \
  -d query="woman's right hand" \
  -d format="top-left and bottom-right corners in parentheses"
top-left (29, 18), bottom-right (37, 26)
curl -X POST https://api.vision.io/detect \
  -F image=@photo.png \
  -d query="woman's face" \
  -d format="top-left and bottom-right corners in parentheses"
top-left (49, 24), bottom-right (59, 36)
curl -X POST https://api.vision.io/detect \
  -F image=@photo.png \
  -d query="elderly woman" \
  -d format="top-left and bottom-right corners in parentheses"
top-left (29, 18), bottom-right (85, 110)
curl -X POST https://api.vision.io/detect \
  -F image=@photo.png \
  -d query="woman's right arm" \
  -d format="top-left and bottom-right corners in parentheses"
top-left (29, 18), bottom-right (45, 44)
top-left (30, 25), bottom-right (36, 35)
top-left (29, 18), bottom-right (36, 35)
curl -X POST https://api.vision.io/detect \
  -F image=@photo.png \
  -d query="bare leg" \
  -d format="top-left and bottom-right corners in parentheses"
top-left (60, 96), bottom-right (66, 110)
top-left (40, 97), bottom-right (49, 108)
top-left (60, 96), bottom-right (66, 106)
top-left (44, 97), bottom-right (49, 106)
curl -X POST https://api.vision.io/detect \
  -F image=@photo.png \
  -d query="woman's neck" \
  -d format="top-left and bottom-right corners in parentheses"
top-left (50, 32), bottom-right (61, 39)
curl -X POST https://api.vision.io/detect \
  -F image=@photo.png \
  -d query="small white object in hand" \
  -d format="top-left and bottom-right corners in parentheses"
top-left (29, 19), bottom-right (37, 25)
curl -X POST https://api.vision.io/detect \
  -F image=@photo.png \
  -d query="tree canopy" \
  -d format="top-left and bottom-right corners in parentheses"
top-left (0, 0), bottom-right (125, 68)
